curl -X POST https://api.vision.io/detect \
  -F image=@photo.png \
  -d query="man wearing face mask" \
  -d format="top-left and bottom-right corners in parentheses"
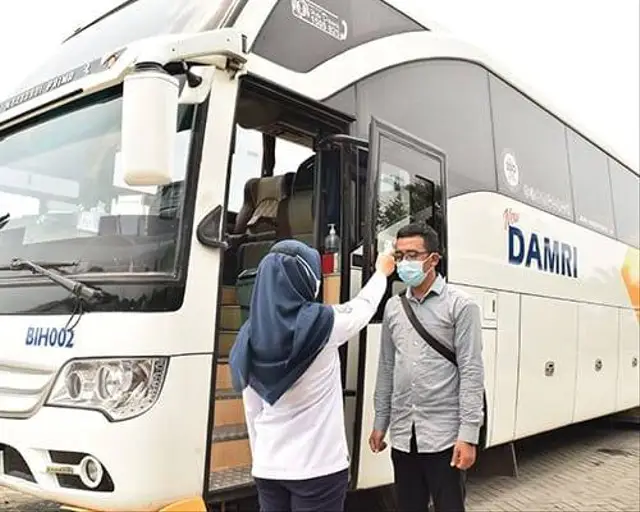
top-left (369, 223), bottom-right (484, 512)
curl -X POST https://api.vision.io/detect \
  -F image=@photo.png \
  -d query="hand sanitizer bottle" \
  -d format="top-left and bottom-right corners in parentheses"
top-left (324, 224), bottom-right (341, 273)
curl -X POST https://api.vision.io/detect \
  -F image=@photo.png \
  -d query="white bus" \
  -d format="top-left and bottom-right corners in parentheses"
top-left (0, 1), bottom-right (638, 510)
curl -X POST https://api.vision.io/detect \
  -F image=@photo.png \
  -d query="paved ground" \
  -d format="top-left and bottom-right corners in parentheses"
top-left (1, 421), bottom-right (638, 511)
top-left (466, 422), bottom-right (640, 512)
top-left (0, 488), bottom-right (58, 512)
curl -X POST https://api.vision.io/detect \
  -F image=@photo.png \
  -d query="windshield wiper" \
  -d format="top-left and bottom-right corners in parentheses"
top-left (0, 260), bottom-right (78, 271)
top-left (2, 258), bottom-right (107, 301)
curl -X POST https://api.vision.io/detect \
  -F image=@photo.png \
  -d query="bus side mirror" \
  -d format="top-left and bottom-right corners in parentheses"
top-left (121, 66), bottom-right (179, 186)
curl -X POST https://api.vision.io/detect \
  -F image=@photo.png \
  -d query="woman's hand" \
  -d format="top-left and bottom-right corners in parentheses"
top-left (375, 251), bottom-right (396, 277)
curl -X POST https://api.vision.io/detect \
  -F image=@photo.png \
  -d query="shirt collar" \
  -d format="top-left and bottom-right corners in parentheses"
top-left (405, 273), bottom-right (445, 303)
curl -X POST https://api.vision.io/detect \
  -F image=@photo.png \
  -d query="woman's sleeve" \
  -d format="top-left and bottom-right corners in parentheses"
top-left (326, 270), bottom-right (388, 349)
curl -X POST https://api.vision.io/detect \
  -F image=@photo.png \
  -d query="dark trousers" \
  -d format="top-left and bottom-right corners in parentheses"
top-left (391, 425), bottom-right (466, 512)
top-left (254, 468), bottom-right (349, 512)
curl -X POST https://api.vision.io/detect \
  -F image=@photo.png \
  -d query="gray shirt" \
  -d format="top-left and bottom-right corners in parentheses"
top-left (373, 274), bottom-right (485, 453)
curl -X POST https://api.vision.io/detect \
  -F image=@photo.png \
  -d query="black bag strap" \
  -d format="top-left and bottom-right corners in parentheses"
top-left (399, 294), bottom-right (457, 367)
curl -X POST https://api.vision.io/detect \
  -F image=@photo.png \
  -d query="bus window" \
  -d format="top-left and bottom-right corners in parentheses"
top-left (567, 129), bottom-right (616, 237)
top-left (0, 93), bottom-right (194, 276)
top-left (366, 119), bottom-right (447, 305)
top-left (609, 159), bottom-right (640, 248)
top-left (227, 126), bottom-right (314, 214)
top-left (374, 135), bottom-right (443, 255)
top-left (377, 164), bottom-right (435, 243)
top-left (223, 125), bottom-right (315, 282)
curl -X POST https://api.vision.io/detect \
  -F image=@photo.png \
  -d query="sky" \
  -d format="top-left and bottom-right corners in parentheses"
top-left (0, 0), bottom-right (638, 169)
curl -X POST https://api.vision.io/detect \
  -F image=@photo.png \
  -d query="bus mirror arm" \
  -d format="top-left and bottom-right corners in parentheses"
top-left (197, 205), bottom-right (229, 250)
top-left (120, 30), bottom-right (247, 188)
top-left (176, 65), bottom-right (217, 105)
top-left (179, 61), bottom-right (203, 88)
top-left (129, 28), bottom-right (247, 72)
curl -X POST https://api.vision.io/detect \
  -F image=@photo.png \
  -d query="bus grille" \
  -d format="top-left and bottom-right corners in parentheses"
top-left (0, 362), bottom-right (55, 418)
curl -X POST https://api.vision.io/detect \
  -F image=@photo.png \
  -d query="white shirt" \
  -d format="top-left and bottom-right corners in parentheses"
top-left (242, 270), bottom-right (388, 481)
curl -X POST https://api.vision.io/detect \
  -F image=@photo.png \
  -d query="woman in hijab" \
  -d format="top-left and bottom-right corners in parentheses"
top-left (229, 239), bottom-right (395, 512)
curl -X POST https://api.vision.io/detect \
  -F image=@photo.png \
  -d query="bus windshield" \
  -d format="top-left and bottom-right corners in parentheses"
top-left (0, 89), bottom-right (194, 277)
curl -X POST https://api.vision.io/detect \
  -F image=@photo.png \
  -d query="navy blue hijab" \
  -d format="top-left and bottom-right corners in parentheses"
top-left (229, 240), bottom-right (335, 405)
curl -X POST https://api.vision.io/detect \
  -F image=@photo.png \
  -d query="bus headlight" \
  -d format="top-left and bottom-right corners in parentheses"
top-left (46, 358), bottom-right (169, 421)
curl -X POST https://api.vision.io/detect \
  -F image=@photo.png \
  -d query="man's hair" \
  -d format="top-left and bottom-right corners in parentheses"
top-left (396, 222), bottom-right (440, 253)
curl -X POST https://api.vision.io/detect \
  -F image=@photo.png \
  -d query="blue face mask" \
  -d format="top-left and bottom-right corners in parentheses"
top-left (396, 260), bottom-right (427, 287)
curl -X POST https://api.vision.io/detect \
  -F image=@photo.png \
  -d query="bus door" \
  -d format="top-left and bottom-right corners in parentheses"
top-left (353, 117), bottom-right (448, 490)
top-left (205, 77), bottom-right (354, 504)
top-left (314, 135), bottom-right (370, 465)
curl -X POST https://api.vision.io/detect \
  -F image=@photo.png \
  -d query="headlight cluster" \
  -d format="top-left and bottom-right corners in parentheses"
top-left (46, 358), bottom-right (169, 421)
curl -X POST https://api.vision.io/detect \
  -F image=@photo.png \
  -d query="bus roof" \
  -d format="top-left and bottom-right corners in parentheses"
top-left (242, 21), bottom-right (638, 176)
top-left (375, 1), bottom-right (639, 175)
top-left (5, 0), bottom-right (638, 175)
top-left (462, 47), bottom-right (639, 175)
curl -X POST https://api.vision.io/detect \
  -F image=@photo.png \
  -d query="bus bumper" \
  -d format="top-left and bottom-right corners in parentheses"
top-left (0, 355), bottom-right (212, 511)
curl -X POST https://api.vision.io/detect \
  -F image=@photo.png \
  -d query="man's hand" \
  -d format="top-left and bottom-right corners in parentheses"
top-left (450, 440), bottom-right (476, 470)
top-left (369, 430), bottom-right (388, 453)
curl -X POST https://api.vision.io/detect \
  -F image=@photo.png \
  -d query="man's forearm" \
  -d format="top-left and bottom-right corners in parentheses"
top-left (373, 395), bottom-right (391, 432)
top-left (458, 354), bottom-right (484, 443)
top-left (373, 365), bottom-right (393, 432)
top-left (373, 317), bottom-right (395, 433)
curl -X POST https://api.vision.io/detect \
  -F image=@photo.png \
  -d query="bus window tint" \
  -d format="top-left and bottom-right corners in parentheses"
top-left (567, 129), bottom-right (616, 237)
top-left (377, 165), bottom-right (435, 236)
top-left (377, 162), bottom-right (412, 236)
top-left (609, 159), bottom-right (640, 248)
top-left (490, 75), bottom-right (574, 221)
top-left (349, 60), bottom-right (496, 199)
top-left (252, 0), bottom-right (423, 73)
top-left (375, 135), bottom-right (439, 252)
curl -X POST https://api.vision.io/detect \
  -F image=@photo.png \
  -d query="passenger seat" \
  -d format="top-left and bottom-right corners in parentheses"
top-left (235, 173), bottom-right (294, 271)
